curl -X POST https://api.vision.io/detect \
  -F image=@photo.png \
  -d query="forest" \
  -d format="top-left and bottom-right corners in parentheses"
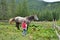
top-left (0, 0), bottom-right (60, 21)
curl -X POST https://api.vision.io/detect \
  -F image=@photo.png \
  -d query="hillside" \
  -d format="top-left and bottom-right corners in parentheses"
top-left (0, 0), bottom-right (60, 20)
top-left (28, 0), bottom-right (60, 11)
top-left (16, 0), bottom-right (60, 11)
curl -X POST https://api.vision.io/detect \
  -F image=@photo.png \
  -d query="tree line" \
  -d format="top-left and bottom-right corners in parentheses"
top-left (0, 0), bottom-right (60, 21)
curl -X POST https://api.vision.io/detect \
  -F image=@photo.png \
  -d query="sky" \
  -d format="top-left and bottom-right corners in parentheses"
top-left (43, 0), bottom-right (60, 2)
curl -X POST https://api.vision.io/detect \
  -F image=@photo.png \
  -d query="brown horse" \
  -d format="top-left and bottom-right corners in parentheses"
top-left (9, 15), bottom-right (39, 30)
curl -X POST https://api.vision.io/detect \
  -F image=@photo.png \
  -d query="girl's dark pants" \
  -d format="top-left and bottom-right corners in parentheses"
top-left (22, 29), bottom-right (27, 36)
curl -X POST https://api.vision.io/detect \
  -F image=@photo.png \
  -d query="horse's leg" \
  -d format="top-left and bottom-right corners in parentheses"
top-left (27, 26), bottom-right (28, 30)
top-left (27, 24), bottom-right (29, 30)
top-left (16, 22), bottom-right (20, 30)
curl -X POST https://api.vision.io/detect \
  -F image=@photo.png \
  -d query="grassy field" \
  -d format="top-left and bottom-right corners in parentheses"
top-left (0, 21), bottom-right (60, 40)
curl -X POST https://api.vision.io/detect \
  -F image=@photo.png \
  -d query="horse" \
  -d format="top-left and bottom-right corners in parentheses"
top-left (9, 15), bottom-right (39, 30)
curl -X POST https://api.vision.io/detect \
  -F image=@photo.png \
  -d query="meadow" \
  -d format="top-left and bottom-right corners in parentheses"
top-left (0, 0), bottom-right (60, 40)
top-left (0, 21), bottom-right (60, 40)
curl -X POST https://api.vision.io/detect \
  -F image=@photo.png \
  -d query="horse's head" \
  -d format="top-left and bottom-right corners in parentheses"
top-left (33, 15), bottom-right (39, 21)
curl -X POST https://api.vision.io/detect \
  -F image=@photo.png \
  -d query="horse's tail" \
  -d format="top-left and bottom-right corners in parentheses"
top-left (9, 18), bottom-right (15, 24)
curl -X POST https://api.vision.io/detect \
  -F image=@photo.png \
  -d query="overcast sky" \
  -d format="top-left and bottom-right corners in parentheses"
top-left (43, 0), bottom-right (60, 2)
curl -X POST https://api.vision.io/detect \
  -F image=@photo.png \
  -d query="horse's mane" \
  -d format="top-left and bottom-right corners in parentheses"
top-left (26, 15), bottom-right (34, 18)
top-left (25, 15), bottom-right (34, 21)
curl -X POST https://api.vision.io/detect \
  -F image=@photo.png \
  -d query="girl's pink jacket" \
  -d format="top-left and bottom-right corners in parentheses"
top-left (21, 22), bottom-right (27, 29)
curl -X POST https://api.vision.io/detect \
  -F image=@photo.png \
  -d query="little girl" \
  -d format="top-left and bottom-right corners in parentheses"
top-left (21, 21), bottom-right (27, 36)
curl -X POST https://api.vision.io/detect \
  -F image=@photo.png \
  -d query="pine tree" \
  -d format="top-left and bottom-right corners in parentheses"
top-left (21, 0), bottom-right (29, 17)
top-left (0, 0), bottom-right (8, 20)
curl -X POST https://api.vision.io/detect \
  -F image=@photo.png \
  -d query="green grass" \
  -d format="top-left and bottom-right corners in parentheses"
top-left (0, 21), bottom-right (59, 40)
